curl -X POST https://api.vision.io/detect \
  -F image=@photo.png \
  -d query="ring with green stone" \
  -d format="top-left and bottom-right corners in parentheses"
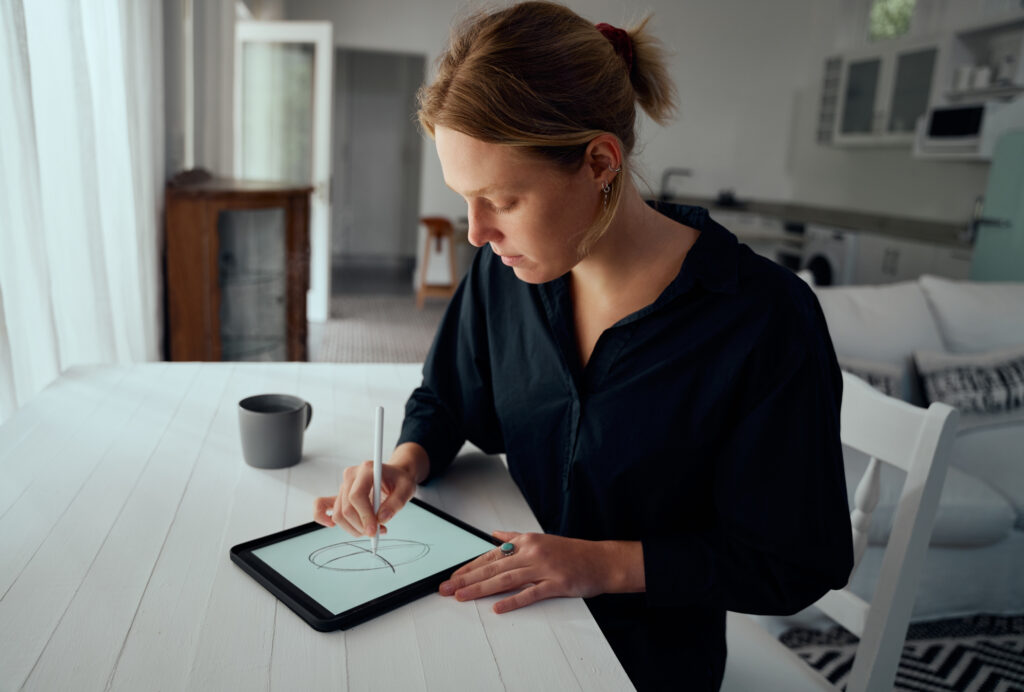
top-left (500, 542), bottom-right (515, 557)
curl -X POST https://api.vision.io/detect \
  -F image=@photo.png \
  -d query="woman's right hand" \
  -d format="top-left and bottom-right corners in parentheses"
top-left (312, 442), bottom-right (429, 536)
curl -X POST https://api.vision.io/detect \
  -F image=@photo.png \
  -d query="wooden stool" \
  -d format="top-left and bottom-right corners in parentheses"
top-left (416, 216), bottom-right (458, 309)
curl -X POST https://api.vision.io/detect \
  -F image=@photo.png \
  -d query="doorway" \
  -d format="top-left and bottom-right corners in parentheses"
top-left (331, 48), bottom-right (425, 302)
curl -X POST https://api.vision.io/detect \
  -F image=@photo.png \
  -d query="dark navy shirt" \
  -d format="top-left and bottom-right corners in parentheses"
top-left (398, 203), bottom-right (853, 690)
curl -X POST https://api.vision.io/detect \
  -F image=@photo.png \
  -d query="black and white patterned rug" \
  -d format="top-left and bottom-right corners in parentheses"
top-left (781, 613), bottom-right (1024, 691)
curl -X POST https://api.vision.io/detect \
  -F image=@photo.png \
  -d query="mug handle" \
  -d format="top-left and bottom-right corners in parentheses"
top-left (304, 402), bottom-right (313, 429)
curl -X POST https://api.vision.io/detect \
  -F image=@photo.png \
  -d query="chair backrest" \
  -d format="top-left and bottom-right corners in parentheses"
top-left (813, 372), bottom-right (958, 692)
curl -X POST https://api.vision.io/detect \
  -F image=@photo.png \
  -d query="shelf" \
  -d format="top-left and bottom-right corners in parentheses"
top-left (910, 149), bottom-right (990, 161)
top-left (948, 13), bottom-right (1024, 103)
top-left (218, 272), bottom-right (286, 287)
top-left (944, 84), bottom-right (1024, 101)
top-left (954, 13), bottom-right (1024, 40)
top-left (221, 336), bottom-right (288, 361)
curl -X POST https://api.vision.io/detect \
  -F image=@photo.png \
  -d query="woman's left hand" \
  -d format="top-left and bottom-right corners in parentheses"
top-left (438, 530), bottom-right (643, 614)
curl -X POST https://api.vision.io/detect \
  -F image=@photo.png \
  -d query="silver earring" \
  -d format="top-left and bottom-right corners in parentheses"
top-left (602, 181), bottom-right (611, 210)
top-left (609, 165), bottom-right (622, 173)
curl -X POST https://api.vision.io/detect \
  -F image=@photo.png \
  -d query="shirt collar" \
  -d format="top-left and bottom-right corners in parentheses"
top-left (648, 201), bottom-right (739, 296)
top-left (538, 201), bottom-right (740, 328)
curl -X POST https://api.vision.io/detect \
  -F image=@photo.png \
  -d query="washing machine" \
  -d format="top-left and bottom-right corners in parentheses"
top-left (800, 224), bottom-right (858, 286)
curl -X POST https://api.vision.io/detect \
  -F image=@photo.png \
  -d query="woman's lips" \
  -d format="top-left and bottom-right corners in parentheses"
top-left (499, 254), bottom-right (525, 267)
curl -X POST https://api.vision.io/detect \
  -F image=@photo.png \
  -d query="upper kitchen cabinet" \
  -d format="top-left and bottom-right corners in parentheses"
top-left (944, 15), bottom-right (1024, 103)
top-left (832, 36), bottom-right (940, 146)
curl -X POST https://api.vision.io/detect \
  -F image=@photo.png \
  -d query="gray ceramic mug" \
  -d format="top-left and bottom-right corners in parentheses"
top-left (238, 394), bottom-right (313, 469)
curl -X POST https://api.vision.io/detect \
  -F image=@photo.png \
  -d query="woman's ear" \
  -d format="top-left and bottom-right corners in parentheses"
top-left (584, 134), bottom-right (623, 183)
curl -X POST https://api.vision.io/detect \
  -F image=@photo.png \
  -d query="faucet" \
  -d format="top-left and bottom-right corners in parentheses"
top-left (659, 167), bottom-right (692, 202)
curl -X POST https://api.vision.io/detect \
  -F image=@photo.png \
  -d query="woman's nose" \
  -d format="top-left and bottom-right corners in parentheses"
top-left (466, 208), bottom-right (500, 248)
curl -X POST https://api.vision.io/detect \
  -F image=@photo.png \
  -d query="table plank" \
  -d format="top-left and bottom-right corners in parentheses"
top-left (0, 367), bottom-right (125, 514)
top-left (186, 363), bottom-right (295, 690)
top-left (0, 363), bottom-right (188, 688)
top-left (106, 363), bottom-right (251, 691)
top-left (411, 587), bottom-right (507, 690)
top-left (22, 363), bottom-right (209, 691)
top-left (0, 368), bottom-right (135, 593)
top-left (269, 363), bottom-right (348, 690)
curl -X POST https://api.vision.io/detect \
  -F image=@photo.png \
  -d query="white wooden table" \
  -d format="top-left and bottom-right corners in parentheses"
top-left (0, 363), bottom-right (632, 691)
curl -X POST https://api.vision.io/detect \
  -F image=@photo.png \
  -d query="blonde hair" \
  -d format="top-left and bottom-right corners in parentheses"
top-left (417, 1), bottom-right (677, 251)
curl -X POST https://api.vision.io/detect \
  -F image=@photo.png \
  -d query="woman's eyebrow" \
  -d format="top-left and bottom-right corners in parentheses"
top-left (444, 182), bottom-right (517, 198)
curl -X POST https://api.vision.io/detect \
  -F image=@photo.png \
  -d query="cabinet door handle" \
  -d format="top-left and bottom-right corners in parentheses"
top-left (975, 217), bottom-right (1011, 229)
top-left (965, 196), bottom-right (1012, 242)
top-left (882, 248), bottom-right (900, 275)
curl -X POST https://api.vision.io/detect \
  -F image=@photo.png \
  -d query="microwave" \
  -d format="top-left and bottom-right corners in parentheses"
top-left (916, 99), bottom-right (1024, 159)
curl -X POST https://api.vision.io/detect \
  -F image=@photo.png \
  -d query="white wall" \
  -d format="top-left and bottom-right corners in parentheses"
top-left (164, 0), bottom-right (185, 177)
top-left (164, 0), bottom-right (236, 177)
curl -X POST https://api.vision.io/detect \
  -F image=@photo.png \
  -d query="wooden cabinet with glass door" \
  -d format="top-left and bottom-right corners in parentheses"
top-left (165, 171), bottom-right (313, 361)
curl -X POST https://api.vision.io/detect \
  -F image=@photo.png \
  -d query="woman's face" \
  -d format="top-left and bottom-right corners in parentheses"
top-left (435, 126), bottom-right (602, 284)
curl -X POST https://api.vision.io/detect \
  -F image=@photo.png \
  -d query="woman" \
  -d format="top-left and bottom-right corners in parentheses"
top-left (314, 3), bottom-right (853, 689)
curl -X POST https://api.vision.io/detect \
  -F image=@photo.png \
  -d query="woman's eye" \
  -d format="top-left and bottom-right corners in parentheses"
top-left (493, 201), bottom-right (516, 214)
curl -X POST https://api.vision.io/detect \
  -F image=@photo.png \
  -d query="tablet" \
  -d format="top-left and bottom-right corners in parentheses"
top-left (230, 497), bottom-right (501, 631)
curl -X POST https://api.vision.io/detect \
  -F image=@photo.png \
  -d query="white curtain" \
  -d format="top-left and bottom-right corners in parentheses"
top-left (0, 0), bottom-right (163, 424)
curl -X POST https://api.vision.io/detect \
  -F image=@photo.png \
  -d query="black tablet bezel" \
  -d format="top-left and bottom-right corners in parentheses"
top-left (229, 497), bottom-right (502, 631)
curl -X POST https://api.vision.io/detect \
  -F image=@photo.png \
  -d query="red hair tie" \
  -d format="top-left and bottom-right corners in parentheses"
top-left (595, 23), bottom-right (633, 73)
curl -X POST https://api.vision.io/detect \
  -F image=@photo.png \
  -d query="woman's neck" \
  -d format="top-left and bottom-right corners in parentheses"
top-left (570, 186), bottom-right (697, 306)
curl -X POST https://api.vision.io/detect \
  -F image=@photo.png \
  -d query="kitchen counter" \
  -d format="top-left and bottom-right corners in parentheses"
top-left (663, 195), bottom-right (971, 249)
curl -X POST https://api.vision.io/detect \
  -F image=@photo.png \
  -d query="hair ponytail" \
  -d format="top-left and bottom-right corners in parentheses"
top-left (626, 16), bottom-right (677, 126)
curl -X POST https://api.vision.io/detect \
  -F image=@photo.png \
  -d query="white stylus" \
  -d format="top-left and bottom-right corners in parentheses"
top-left (371, 406), bottom-right (384, 556)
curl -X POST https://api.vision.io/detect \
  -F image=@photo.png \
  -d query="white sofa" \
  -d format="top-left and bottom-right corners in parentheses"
top-left (809, 274), bottom-right (1024, 621)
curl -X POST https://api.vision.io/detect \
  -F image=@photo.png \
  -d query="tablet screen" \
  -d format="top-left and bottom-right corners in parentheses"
top-left (250, 500), bottom-right (497, 616)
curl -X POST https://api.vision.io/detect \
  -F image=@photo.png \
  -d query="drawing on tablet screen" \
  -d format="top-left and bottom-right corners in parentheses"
top-left (308, 539), bottom-right (431, 574)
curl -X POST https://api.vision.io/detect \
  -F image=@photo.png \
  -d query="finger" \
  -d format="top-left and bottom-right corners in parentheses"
top-left (492, 530), bottom-right (521, 541)
top-left (324, 485), bottom-right (364, 537)
top-left (376, 468), bottom-right (415, 524)
top-left (330, 509), bottom-right (364, 537)
top-left (452, 567), bottom-right (534, 602)
top-left (345, 461), bottom-right (377, 535)
top-left (339, 497), bottom-right (363, 537)
top-left (327, 489), bottom-right (366, 537)
top-left (494, 582), bottom-right (552, 614)
top-left (313, 497), bottom-right (336, 527)
top-left (449, 544), bottom-right (505, 580)
top-left (331, 484), bottom-right (348, 527)
top-left (443, 551), bottom-right (523, 595)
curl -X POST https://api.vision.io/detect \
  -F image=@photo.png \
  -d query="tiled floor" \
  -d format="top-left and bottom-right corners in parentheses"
top-left (309, 260), bottom-right (438, 362)
top-left (331, 263), bottom-right (414, 298)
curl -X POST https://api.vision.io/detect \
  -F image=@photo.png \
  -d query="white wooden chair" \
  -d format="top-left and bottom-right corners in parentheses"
top-left (721, 372), bottom-right (959, 692)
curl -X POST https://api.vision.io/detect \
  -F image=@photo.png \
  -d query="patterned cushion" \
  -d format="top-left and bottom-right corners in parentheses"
top-left (915, 346), bottom-right (1024, 414)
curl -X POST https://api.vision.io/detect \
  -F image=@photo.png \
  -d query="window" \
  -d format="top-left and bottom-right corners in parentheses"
top-left (869, 0), bottom-right (916, 41)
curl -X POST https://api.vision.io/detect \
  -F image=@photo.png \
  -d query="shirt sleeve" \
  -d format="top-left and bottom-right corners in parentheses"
top-left (397, 250), bottom-right (505, 483)
top-left (642, 289), bottom-right (854, 614)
